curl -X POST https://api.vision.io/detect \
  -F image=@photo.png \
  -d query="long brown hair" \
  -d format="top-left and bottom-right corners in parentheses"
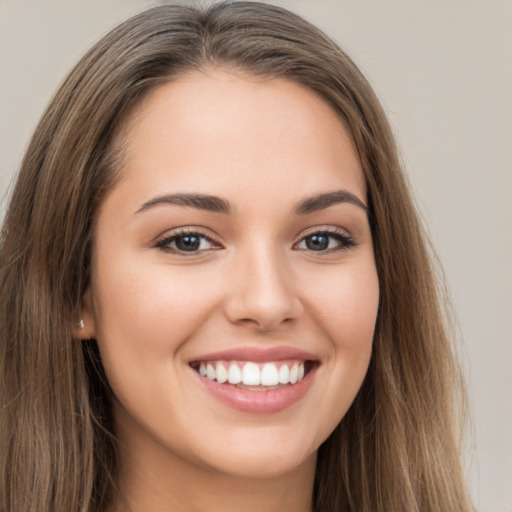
top-left (0, 2), bottom-right (472, 511)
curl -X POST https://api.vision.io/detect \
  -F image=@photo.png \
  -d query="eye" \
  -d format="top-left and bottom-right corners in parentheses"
top-left (155, 229), bottom-right (220, 254)
top-left (295, 229), bottom-right (356, 253)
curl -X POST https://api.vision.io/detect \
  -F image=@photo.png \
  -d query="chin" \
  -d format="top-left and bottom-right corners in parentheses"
top-left (188, 427), bottom-right (319, 480)
top-left (205, 449), bottom-right (317, 480)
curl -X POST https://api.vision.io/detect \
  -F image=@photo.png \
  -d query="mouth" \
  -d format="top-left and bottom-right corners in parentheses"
top-left (188, 347), bottom-right (320, 413)
top-left (190, 359), bottom-right (316, 391)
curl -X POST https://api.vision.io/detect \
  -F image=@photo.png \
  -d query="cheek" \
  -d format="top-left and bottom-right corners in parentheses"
top-left (89, 254), bottom-right (220, 419)
top-left (303, 260), bottom-right (379, 353)
top-left (93, 254), bottom-right (216, 345)
top-left (89, 256), bottom-right (226, 402)
top-left (291, 258), bottom-right (378, 445)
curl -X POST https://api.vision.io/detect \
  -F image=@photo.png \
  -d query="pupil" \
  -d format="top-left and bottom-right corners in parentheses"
top-left (306, 235), bottom-right (329, 251)
top-left (176, 235), bottom-right (200, 251)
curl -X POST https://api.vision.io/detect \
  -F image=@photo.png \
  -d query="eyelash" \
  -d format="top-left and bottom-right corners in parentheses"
top-left (296, 228), bottom-right (357, 254)
top-left (155, 228), bottom-right (220, 255)
top-left (155, 227), bottom-right (357, 255)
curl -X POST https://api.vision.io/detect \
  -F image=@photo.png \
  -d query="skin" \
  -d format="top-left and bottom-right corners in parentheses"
top-left (81, 68), bottom-right (379, 512)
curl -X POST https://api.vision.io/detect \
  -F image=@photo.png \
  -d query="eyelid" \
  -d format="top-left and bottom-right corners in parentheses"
top-left (293, 225), bottom-right (357, 253)
top-left (155, 227), bottom-right (223, 253)
top-left (297, 225), bottom-right (351, 239)
top-left (153, 224), bottom-right (356, 255)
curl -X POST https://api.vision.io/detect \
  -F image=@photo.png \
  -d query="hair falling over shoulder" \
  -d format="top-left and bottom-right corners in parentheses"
top-left (0, 2), bottom-right (473, 511)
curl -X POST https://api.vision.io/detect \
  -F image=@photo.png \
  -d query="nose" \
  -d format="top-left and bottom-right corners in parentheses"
top-left (223, 246), bottom-right (303, 331)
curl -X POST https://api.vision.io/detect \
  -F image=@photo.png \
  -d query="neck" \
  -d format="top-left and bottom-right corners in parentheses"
top-left (113, 462), bottom-right (316, 512)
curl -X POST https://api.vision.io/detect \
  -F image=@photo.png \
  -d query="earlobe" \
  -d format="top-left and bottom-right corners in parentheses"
top-left (76, 288), bottom-right (97, 340)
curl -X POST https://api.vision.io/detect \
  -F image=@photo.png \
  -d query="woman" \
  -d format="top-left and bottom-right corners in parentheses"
top-left (0, 2), bottom-right (472, 511)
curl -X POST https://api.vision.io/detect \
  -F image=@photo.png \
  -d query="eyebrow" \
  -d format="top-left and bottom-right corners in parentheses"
top-left (134, 189), bottom-right (368, 216)
top-left (135, 193), bottom-right (232, 215)
top-left (293, 190), bottom-right (368, 215)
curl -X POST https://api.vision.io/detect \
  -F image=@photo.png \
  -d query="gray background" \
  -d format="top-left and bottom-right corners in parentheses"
top-left (0, 1), bottom-right (510, 510)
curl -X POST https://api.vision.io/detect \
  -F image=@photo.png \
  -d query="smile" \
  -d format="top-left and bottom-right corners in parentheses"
top-left (188, 347), bottom-right (319, 414)
top-left (193, 360), bottom-right (309, 389)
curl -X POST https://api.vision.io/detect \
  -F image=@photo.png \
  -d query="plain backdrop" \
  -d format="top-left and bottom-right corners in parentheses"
top-left (0, 1), bottom-right (511, 510)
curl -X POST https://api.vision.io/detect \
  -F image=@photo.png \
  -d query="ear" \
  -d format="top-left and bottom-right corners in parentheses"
top-left (76, 287), bottom-right (97, 340)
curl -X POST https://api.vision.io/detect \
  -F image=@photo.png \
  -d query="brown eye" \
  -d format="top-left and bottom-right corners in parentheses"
top-left (174, 234), bottom-right (202, 252)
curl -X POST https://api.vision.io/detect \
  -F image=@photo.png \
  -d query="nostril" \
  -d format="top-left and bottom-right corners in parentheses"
top-left (224, 294), bottom-right (303, 332)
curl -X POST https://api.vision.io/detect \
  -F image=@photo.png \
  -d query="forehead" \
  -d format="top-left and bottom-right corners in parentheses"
top-left (110, 67), bottom-right (366, 210)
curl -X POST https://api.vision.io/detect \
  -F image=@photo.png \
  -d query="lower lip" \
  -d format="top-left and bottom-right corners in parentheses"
top-left (193, 366), bottom-right (317, 414)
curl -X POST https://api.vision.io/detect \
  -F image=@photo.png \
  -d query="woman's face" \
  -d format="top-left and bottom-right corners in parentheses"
top-left (83, 68), bottom-right (379, 479)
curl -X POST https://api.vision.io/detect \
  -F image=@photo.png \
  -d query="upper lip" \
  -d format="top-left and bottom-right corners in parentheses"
top-left (188, 346), bottom-right (318, 364)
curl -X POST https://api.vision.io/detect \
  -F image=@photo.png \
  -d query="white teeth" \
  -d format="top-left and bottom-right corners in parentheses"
top-left (216, 362), bottom-right (228, 383)
top-left (197, 360), bottom-right (309, 387)
top-left (289, 363), bottom-right (299, 384)
top-left (242, 362), bottom-right (261, 385)
top-left (278, 364), bottom-right (290, 384)
top-left (227, 363), bottom-right (242, 384)
top-left (261, 363), bottom-right (279, 386)
top-left (206, 363), bottom-right (216, 380)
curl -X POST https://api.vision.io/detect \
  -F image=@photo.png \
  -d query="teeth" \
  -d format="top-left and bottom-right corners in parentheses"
top-left (242, 362), bottom-right (261, 385)
top-left (278, 364), bottom-right (290, 384)
top-left (289, 363), bottom-right (299, 384)
top-left (206, 363), bottom-right (216, 380)
top-left (261, 363), bottom-right (279, 386)
top-left (197, 360), bottom-right (308, 387)
top-left (216, 362), bottom-right (228, 383)
top-left (227, 363), bottom-right (242, 384)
